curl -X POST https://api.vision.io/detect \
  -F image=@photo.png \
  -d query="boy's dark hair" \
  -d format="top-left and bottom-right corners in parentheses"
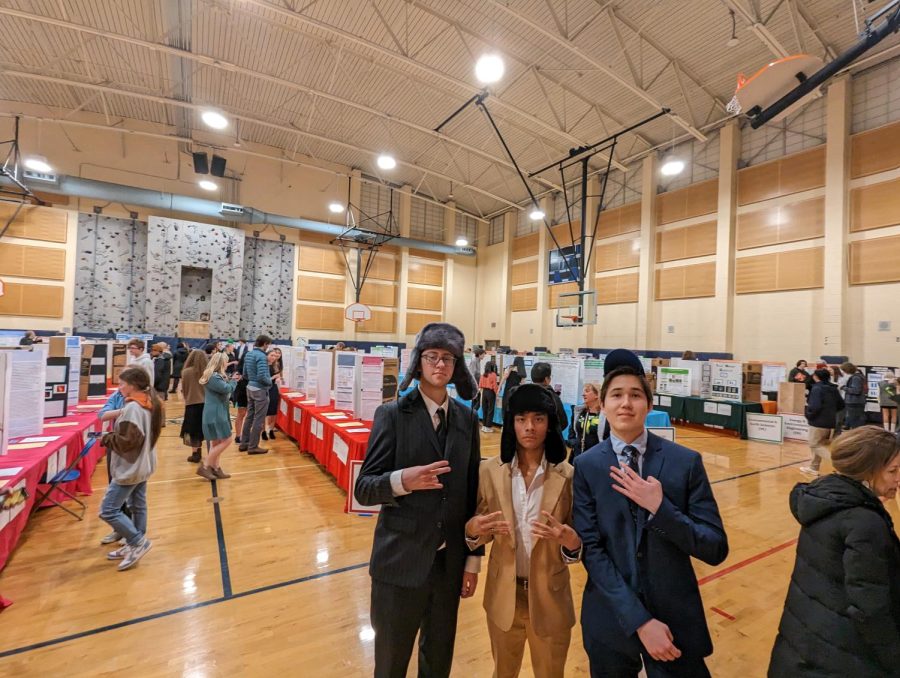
top-left (531, 361), bottom-right (552, 384)
top-left (813, 368), bottom-right (831, 382)
top-left (599, 366), bottom-right (653, 404)
top-left (255, 334), bottom-right (272, 348)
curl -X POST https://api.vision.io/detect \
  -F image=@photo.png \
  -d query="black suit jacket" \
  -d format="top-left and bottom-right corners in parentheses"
top-left (355, 389), bottom-right (483, 589)
top-left (573, 433), bottom-right (728, 659)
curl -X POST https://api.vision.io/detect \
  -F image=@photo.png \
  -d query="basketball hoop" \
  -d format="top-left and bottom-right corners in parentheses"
top-left (556, 290), bottom-right (597, 328)
top-left (345, 302), bottom-right (372, 323)
top-left (727, 54), bottom-right (824, 122)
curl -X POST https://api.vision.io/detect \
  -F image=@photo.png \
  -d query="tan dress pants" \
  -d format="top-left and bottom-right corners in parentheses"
top-left (487, 583), bottom-right (571, 678)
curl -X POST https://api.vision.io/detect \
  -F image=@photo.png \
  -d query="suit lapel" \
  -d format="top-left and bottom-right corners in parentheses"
top-left (445, 399), bottom-right (468, 461)
top-left (493, 459), bottom-right (516, 550)
top-left (405, 390), bottom-right (442, 459)
top-left (539, 463), bottom-right (566, 518)
top-left (636, 432), bottom-right (665, 541)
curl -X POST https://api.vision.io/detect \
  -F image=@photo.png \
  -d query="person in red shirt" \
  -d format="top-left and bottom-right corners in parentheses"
top-left (479, 361), bottom-right (500, 433)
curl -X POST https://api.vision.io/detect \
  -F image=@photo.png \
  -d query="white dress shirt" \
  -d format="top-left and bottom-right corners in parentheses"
top-left (510, 454), bottom-right (547, 578)
top-left (390, 387), bottom-right (481, 574)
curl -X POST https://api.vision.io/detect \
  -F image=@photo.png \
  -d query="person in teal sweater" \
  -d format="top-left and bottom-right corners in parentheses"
top-left (197, 353), bottom-right (241, 481)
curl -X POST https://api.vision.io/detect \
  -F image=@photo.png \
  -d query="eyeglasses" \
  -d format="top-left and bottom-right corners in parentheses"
top-left (422, 353), bottom-right (457, 366)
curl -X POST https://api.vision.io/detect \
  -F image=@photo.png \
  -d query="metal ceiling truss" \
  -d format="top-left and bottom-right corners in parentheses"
top-left (0, 116), bottom-right (36, 239)
top-left (332, 193), bottom-right (399, 303)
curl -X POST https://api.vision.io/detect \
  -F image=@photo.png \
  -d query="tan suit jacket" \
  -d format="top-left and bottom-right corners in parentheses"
top-left (466, 455), bottom-right (577, 637)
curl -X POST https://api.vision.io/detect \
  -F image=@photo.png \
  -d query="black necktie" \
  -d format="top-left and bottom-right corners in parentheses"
top-left (436, 408), bottom-right (448, 451)
top-left (623, 445), bottom-right (641, 523)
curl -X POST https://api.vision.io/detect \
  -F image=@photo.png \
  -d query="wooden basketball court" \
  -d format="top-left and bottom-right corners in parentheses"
top-left (0, 396), bottom-right (896, 676)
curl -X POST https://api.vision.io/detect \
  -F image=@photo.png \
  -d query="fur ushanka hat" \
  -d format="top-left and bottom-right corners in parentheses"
top-left (500, 383), bottom-right (567, 464)
top-left (400, 322), bottom-right (478, 400)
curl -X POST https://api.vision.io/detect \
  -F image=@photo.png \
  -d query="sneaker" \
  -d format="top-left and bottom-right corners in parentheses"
top-left (107, 544), bottom-right (130, 560)
top-left (118, 538), bottom-right (152, 571)
top-left (799, 466), bottom-right (819, 477)
top-left (213, 467), bottom-right (231, 479)
top-left (247, 447), bottom-right (269, 455)
top-left (481, 426), bottom-right (491, 433)
top-left (100, 531), bottom-right (122, 545)
top-left (196, 465), bottom-right (218, 481)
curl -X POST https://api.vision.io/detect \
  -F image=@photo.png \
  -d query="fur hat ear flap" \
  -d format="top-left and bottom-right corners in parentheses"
top-left (452, 358), bottom-right (478, 400)
top-left (500, 384), bottom-right (568, 464)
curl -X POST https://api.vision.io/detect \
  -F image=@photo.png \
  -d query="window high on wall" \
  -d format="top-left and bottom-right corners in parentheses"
top-left (601, 163), bottom-right (642, 210)
top-left (852, 57), bottom-right (900, 133)
top-left (488, 214), bottom-right (505, 245)
top-left (552, 183), bottom-right (583, 225)
top-left (359, 181), bottom-right (398, 233)
top-left (515, 207), bottom-right (538, 236)
top-left (740, 94), bottom-right (826, 167)
top-left (454, 212), bottom-right (479, 246)
top-left (410, 196), bottom-right (445, 242)
top-left (659, 130), bottom-right (721, 193)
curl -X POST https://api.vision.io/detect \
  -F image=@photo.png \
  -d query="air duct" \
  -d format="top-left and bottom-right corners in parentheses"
top-left (0, 174), bottom-right (474, 256)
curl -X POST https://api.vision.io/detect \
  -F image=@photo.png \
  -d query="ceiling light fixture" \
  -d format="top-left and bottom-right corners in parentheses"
top-left (24, 155), bottom-right (52, 173)
top-left (376, 154), bottom-right (396, 170)
top-left (475, 53), bottom-right (505, 84)
top-left (455, 237), bottom-right (469, 247)
top-left (198, 179), bottom-right (218, 191)
top-left (328, 202), bottom-right (345, 214)
top-left (726, 10), bottom-right (740, 47)
top-left (660, 156), bottom-right (685, 177)
top-left (529, 208), bottom-right (545, 221)
top-left (201, 110), bottom-right (229, 129)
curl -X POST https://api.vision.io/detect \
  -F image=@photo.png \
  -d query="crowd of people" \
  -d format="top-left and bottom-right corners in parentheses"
top-left (355, 324), bottom-right (899, 678)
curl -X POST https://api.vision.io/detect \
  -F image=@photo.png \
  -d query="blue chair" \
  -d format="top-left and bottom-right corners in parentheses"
top-left (32, 438), bottom-right (97, 521)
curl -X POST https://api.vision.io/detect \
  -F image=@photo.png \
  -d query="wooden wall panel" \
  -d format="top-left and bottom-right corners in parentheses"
top-left (406, 312), bottom-right (442, 335)
top-left (0, 282), bottom-right (64, 317)
top-left (735, 247), bottom-right (824, 294)
top-left (549, 282), bottom-right (580, 309)
top-left (366, 255), bottom-right (398, 281)
top-left (655, 262), bottom-right (716, 300)
top-left (359, 282), bottom-right (396, 307)
top-left (512, 233), bottom-right (539, 259)
top-left (550, 222), bottom-right (578, 248)
top-left (0, 204), bottom-right (68, 243)
top-left (737, 146), bottom-right (825, 205)
top-left (408, 248), bottom-right (444, 260)
top-left (596, 238), bottom-right (640, 272)
top-left (849, 234), bottom-right (900, 285)
top-left (408, 261), bottom-right (444, 286)
top-left (851, 121), bottom-right (900, 178)
top-left (356, 309), bottom-right (396, 334)
top-left (298, 246), bottom-right (345, 275)
top-left (850, 178), bottom-right (900, 232)
top-left (656, 221), bottom-right (717, 262)
top-left (0, 242), bottom-right (66, 280)
top-left (511, 260), bottom-right (539, 285)
top-left (596, 202), bottom-right (642, 239)
top-left (737, 196), bottom-right (824, 249)
top-left (657, 179), bottom-right (718, 224)
top-left (511, 287), bottom-right (537, 311)
top-left (295, 303), bottom-right (344, 331)
top-left (407, 286), bottom-right (443, 311)
top-left (296, 275), bottom-right (345, 303)
top-left (595, 273), bottom-right (639, 305)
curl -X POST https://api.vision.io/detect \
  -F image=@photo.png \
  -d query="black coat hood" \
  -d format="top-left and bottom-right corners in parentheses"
top-left (789, 474), bottom-right (884, 528)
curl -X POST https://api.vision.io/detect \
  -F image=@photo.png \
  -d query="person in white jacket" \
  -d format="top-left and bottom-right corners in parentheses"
top-left (99, 366), bottom-right (162, 571)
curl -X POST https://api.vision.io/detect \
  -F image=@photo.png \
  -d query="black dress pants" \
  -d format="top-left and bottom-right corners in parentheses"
top-left (370, 550), bottom-right (462, 678)
top-left (586, 641), bottom-right (711, 678)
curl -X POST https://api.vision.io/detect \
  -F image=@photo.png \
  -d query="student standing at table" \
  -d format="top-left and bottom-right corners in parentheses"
top-left (573, 349), bottom-right (728, 678)
top-left (239, 335), bottom-right (272, 455)
top-left (355, 322), bottom-right (482, 678)
top-left (466, 383), bottom-right (582, 678)
top-left (97, 385), bottom-right (128, 545)
top-left (100, 367), bottom-right (162, 571)
top-left (263, 347), bottom-right (283, 441)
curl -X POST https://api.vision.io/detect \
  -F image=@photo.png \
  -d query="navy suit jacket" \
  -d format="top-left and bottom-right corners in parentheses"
top-left (354, 389), bottom-right (483, 589)
top-left (573, 432), bottom-right (728, 659)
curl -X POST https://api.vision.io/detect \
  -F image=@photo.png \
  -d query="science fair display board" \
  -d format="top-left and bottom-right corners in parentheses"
top-left (710, 360), bottom-right (743, 401)
top-left (657, 367), bottom-right (693, 397)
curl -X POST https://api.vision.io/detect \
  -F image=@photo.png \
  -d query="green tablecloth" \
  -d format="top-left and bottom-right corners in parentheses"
top-left (654, 395), bottom-right (764, 439)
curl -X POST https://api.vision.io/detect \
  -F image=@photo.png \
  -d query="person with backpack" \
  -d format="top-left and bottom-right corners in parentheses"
top-left (800, 368), bottom-right (844, 477)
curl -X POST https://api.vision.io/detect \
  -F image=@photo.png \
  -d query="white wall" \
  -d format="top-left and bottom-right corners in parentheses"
top-left (733, 290), bottom-right (824, 364)
top-left (847, 282), bottom-right (900, 365)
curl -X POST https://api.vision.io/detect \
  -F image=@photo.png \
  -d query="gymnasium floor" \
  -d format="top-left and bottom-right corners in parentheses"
top-left (1, 396), bottom-right (896, 677)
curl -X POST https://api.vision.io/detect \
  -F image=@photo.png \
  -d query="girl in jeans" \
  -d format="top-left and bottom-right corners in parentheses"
top-left (100, 367), bottom-right (162, 571)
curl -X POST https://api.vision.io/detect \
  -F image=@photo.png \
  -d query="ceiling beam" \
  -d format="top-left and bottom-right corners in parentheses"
top-left (1, 69), bottom-right (524, 210)
top-left (485, 0), bottom-right (707, 141)
top-left (0, 6), bottom-right (560, 194)
top-left (719, 0), bottom-right (791, 58)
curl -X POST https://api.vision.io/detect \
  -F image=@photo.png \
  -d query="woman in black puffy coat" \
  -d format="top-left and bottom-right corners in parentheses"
top-left (769, 425), bottom-right (900, 677)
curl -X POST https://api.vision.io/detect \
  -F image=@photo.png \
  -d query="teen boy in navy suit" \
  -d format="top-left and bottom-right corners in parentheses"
top-left (573, 350), bottom-right (728, 677)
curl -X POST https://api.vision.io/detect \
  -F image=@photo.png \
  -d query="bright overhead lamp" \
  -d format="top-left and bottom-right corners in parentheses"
top-left (660, 156), bottom-right (685, 177)
top-left (376, 154), bottom-right (396, 170)
top-left (198, 179), bottom-right (218, 191)
top-left (201, 110), bottom-right (229, 130)
top-left (529, 208), bottom-right (545, 221)
top-left (24, 155), bottom-right (52, 173)
top-left (475, 54), bottom-right (505, 84)
top-left (455, 237), bottom-right (469, 247)
top-left (328, 202), bottom-right (345, 214)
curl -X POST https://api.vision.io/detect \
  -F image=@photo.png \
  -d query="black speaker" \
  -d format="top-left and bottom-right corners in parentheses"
top-left (210, 154), bottom-right (226, 177)
top-left (192, 151), bottom-right (209, 174)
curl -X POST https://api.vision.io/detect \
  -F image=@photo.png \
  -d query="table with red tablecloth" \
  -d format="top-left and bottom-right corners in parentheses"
top-left (0, 403), bottom-right (105, 572)
top-left (275, 388), bottom-right (372, 492)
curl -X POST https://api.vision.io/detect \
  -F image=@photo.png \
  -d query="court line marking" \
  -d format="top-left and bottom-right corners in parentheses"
top-left (710, 460), bottom-right (803, 484)
top-left (710, 606), bottom-right (736, 621)
top-left (92, 463), bottom-right (323, 488)
top-left (0, 561), bottom-right (369, 659)
top-left (698, 538), bottom-right (798, 586)
top-left (210, 479), bottom-right (233, 598)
